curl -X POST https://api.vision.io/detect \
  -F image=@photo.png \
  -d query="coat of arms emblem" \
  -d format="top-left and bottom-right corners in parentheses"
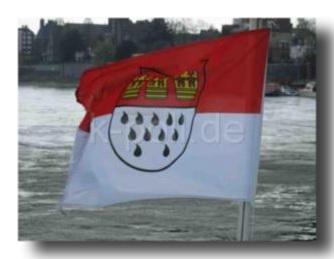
top-left (108, 60), bottom-right (208, 172)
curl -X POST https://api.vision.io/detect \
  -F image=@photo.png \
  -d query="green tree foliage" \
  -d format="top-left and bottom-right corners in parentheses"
top-left (59, 29), bottom-right (86, 62)
top-left (114, 40), bottom-right (138, 61)
top-left (295, 19), bottom-right (316, 64)
top-left (28, 18), bottom-right (224, 65)
top-left (150, 19), bottom-right (174, 42)
top-left (296, 18), bottom-right (315, 32)
top-left (19, 53), bottom-right (39, 65)
top-left (150, 18), bottom-right (174, 49)
top-left (30, 40), bottom-right (43, 63)
top-left (92, 40), bottom-right (113, 65)
top-left (167, 19), bottom-right (219, 46)
top-left (135, 18), bottom-right (173, 52)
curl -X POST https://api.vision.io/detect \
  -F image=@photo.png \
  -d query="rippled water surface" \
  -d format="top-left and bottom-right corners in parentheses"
top-left (18, 85), bottom-right (316, 241)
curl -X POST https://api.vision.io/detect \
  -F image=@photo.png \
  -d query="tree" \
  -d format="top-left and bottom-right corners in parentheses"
top-left (18, 53), bottom-right (37, 65)
top-left (167, 18), bottom-right (213, 34)
top-left (296, 18), bottom-right (315, 32)
top-left (92, 40), bottom-right (113, 65)
top-left (29, 40), bottom-right (44, 64)
top-left (84, 18), bottom-right (93, 24)
top-left (166, 18), bottom-right (218, 46)
top-left (59, 29), bottom-right (86, 62)
top-left (295, 18), bottom-right (316, 64)
top-left (167, 18), bottom-right (197, 34)
top-left (150, 19), bottom-right (174, 42)
top-left (133, 18), bottom-right (173, 53)
top-left (114, 40), bottom-right (138, 61)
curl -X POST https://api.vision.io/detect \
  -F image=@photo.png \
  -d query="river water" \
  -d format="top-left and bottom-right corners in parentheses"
top-left (18, 85), bottom-right (316, 241)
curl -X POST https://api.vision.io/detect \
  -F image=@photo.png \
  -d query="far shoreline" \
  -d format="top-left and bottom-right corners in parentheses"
top-left (19, 78), bottom-right (79, 88)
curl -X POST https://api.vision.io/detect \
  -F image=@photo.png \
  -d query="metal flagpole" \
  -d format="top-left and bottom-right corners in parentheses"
top-left (237, 201), bottom-right (254, 241)
top-left (236, 18), bottom-right (260, 241)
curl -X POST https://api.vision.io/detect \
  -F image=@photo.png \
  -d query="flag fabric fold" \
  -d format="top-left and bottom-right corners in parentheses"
top-left (61, 29), bottom-right (270, 209)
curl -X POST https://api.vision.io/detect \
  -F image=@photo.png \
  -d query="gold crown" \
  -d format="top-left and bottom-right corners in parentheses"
top-left (145, 77), bottom-right (168, 99)
top-left (122, 70), bottom-right (199, 101)
top-left (174, 71), bottom-right (198, 100)
top-left (123, 75), bottom-right (148, 99)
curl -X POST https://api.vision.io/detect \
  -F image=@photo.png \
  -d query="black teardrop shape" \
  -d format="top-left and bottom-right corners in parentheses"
top-left (151, 113), bottom-right (159, 126)
top-left (172, 129), bottom-right (178, 141)
top-left (166, 113), bottom-right (173, 126)
top-left (121, 112), bottom-right (128, 124)
top-left (143, 128), bottom-right (151, 141)
top-left (135, 112), bottom-right (143, 125)
top-left (128, 127), bottom-right (136, 140)
top-left (163, 144), bottom-right (170, 157)
top-left (158, 128), bottom-right (165, 141)
top-left (134, 144), bottom-right (142, 157)
top-left (178, 114), bottom-right (184, 125)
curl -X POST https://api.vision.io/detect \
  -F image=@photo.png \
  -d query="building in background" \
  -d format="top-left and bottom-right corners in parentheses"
top-left (18, 26), bottom-right (35, 55)
top-left (259, 19), bottom-right (292, 63)
top-left (107, 18), bottom-right (133, 45)
top-left (23, 18), bottom-right (222, 64)
top-left (223, 18), bottom-right (293, 63)
top-left (35, 18), bottom-right (109, 63)
top-left (34, 19), bottom-right (62, 63)
top-left (18, 18), bottom-right (315, 84)
top-left (33, 18), bottom-right (150, 63)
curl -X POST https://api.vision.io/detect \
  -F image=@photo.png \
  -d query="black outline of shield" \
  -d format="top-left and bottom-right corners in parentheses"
top-left (108, 59), bottom-right (208, 172)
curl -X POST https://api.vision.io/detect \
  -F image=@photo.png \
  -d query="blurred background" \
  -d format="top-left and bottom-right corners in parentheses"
top-left (18, 18), bottom-right (316, 95)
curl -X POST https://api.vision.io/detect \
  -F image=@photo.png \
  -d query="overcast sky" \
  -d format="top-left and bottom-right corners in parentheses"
top-left (18, 18), bottom-right (236, 34)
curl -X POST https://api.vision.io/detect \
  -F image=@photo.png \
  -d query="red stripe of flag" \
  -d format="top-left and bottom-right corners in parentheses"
top-left (78, 29), bottom-right (270, 132)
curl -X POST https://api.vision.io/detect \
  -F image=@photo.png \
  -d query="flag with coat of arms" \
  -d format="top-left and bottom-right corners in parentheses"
top-left (61, 29), bottom-right (270, 209)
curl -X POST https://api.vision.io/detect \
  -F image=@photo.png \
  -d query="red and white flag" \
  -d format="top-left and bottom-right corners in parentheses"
top-left (61, 29), bottom-right (270, 209)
